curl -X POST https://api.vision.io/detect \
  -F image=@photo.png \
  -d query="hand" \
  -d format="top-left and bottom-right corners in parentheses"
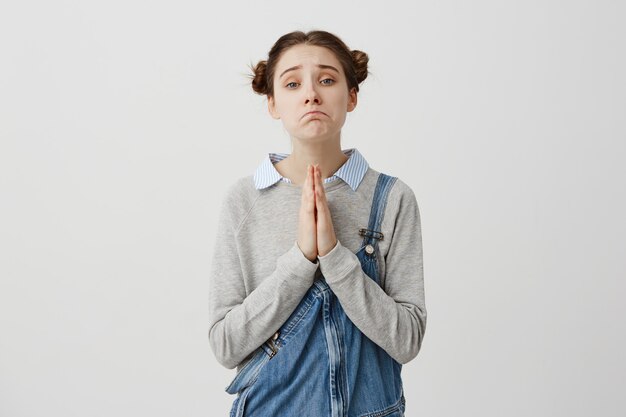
top-left (313, 164), bottom-right (338, 257)
top-left (296, 164), bottom-right (318, 262)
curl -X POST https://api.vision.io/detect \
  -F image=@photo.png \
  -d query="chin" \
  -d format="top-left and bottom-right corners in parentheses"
top-left (303, 131), bottom-right (338, 142)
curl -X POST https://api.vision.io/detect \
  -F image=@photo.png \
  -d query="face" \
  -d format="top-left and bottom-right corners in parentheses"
top-left (267, 44), bottom-right (357, 142)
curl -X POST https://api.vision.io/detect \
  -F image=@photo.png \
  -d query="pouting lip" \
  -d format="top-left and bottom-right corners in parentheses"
top-left (302, 110), bottom-right (327, 119)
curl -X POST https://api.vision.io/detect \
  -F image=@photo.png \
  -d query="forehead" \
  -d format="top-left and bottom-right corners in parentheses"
top-left (275, 44), bottom-right (342, 74)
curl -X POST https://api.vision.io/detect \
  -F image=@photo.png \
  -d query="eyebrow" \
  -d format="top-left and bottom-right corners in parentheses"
top-left (279, 64), bottom-right (340, 79)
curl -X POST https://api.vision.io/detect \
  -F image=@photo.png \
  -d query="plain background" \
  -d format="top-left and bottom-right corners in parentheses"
top-left (1, 1), bottom-right (624, 416)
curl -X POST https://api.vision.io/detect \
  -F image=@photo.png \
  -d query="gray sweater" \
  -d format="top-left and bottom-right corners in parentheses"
top-left (208, 167), bottom-right (427, 371)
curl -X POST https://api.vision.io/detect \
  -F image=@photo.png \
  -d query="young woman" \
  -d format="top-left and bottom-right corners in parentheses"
top-left (208, 30), bottom-right (427, 417)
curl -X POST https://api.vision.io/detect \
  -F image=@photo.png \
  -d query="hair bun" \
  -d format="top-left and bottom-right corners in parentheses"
top-left (351, 50), bottom-right (369, 84)
top-left (250, 60), bottom-right (269, 96)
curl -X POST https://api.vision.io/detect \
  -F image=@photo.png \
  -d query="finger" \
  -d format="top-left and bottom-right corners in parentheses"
top-left (313, 164), bottom-right (320, 202)
top-left (309, 164), bottom-right (316, 201)
top-left (314, 164), bottom-right (327, 205)
top-left (301, 164), bottom-right (309, 201)
top-left (314, 165), bottom-right (328, 220)
top-left (311, 165), bottom-right (322, 219)
top-left (303, 165), bottom-right (313, 209)
top-left (314, 164), bottom-right (321, 190)
top-left (309, 164), bottom-right (318, 213)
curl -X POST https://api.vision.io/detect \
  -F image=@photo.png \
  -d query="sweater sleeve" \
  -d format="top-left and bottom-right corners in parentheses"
top-left (317, 184), bottom-right (427, 364)
top-left (208, 189), bottom-right (319, 370)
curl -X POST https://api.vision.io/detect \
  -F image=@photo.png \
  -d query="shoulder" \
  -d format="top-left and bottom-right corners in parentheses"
top-left (365, 168), bottom-right (418, 209)
top-left (389, 177), bottom-right (418, 205)
top-left (358, 167), bottom-right (420, 229)
top-left (217, 175), bottom-right (262, 230)
top-left (371, 171), bottom-right (420, 226)
top-left (222, 174), bottom-right (259, 203)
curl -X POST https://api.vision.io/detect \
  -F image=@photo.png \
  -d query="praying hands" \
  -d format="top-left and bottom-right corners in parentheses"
top-left (296, 163), bottom-right (338, 262)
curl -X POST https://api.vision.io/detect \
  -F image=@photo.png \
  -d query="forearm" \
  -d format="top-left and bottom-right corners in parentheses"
top-left (318, 240), bottom-right (426, 364)
top-left (209, 241), bottom-right (319, 369)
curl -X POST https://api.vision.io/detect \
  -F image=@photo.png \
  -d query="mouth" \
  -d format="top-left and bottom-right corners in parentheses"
top-left (302, 111), bottom-right (327, 119)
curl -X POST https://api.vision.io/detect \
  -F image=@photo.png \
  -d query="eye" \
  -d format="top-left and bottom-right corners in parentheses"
top-left (286, 82), bottom-right (299, 89)
top-left (321, 78), bottom-right (335, 85)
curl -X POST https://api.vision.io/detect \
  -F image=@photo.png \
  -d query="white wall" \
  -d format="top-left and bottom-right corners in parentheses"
top-left (1, 1), bottom-right (624, 416)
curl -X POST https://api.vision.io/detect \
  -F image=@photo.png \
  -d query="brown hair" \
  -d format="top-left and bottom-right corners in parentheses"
top-left (248, 30), bottom-right (369, 99)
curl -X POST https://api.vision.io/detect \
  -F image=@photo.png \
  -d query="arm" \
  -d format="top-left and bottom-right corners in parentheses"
top-left (208, 190), bottom-right (319, 369)
top-left (317, 184), bottom-right (427, 364)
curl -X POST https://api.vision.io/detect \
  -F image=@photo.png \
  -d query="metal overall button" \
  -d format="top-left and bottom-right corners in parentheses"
top-left (365, 244), bottom-right (375, 256)
top-left (265, 330), bottom-right (280, 358)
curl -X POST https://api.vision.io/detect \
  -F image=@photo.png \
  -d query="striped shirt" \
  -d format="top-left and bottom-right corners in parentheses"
top-left (253, 148), bottom-right (369, 191)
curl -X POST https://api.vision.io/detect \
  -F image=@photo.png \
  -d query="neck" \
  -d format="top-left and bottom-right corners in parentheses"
top-left (279, 133), bottom-right (349, 186)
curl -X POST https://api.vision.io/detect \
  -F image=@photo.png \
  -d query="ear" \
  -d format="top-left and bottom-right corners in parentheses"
top-left (347, 87), bottom-right (358, 112)
top-left (268, 95), bottom-right (280, 119)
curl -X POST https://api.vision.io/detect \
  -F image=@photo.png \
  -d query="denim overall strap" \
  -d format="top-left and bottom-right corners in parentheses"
top-left (358, 173), bottom-right (398, 286)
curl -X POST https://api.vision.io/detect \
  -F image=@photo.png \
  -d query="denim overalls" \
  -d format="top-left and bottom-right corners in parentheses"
top-left (225, 173), bottom-right (405, 417)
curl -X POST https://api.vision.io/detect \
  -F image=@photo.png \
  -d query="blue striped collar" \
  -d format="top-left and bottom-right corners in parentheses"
top-left (253, 148), bottom-right (369, 191)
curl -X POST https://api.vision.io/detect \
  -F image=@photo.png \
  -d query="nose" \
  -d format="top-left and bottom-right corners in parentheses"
top-left (304, 81), bottom-right (321, 105)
